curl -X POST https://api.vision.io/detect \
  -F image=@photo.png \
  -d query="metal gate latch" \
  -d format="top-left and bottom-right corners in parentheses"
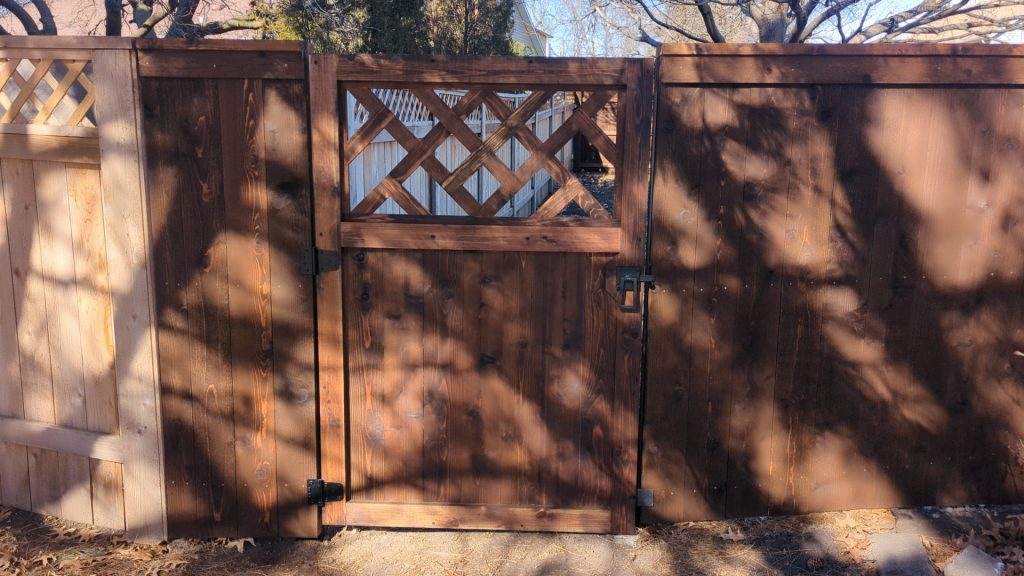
top-left (300, 248), bottom-right (341, 276)
top-left (616, 267), bottom-right (655, 312)
top-left (307, 479), bottom-right (344, 507)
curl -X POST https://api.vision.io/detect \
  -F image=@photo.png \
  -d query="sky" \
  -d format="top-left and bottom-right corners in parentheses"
top-left (522, 0), bottom-right (1023, 56)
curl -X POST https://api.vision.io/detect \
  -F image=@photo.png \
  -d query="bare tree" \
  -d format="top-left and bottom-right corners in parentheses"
top-left (589, 0), bottom-right (1024, 45)
top-left (0, 0), bottom-right (263, 38)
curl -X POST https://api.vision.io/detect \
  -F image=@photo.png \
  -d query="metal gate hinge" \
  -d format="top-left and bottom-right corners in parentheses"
top-left (300, 248), bottom-right (341, 276)
top-left (616, 267), bottom-right (655, 312)
top-left (636, 488), bottom-right (655, 508)
top-left (307, 479), bottom-right (344, 507)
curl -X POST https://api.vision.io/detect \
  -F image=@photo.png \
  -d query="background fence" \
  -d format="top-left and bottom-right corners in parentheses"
top-left (642, 44), bottom-right (1024, 524)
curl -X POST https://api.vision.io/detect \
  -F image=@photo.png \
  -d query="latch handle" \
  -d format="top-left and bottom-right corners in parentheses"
top-left (616, 266), bottom-right (653, 312)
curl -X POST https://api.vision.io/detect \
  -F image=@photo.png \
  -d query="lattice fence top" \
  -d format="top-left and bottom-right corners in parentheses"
top-left (0, 58), bottom-right (96, 129)
top-left (344, 86), bottom-right (617, 220)
top-left (350, 89), bottom-right (567, 129)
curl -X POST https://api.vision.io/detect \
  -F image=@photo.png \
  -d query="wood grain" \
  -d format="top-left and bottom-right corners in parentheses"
top-left (661, 52), bottom-right (1024, 85)
top-left (309, 53), bottom-right (346, 526)
top-left (263, 80), bottom-right (319, 538)
top-left (0, 158), bottom-right (31, 512)
top-left (220, 78), bottom-right (278, 537)
top-left (94, 48), bottom-right (166, 542)
top-left (345, 502), bottom-right (611, 532)
top-left (0, 134), bottom-right (100, 165)
top-left (2, 157), bottom-right (61, 518)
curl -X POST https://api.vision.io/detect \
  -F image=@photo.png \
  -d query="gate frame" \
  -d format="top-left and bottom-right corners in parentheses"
top-left (309, 52), bottom-right (657, 534)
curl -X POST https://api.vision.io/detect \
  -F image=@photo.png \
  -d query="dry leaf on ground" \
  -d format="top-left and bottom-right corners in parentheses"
top-left (719, 528), bottom-right (746, 542)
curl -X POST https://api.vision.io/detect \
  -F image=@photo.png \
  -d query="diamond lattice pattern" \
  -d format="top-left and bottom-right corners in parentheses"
top-left (0, 59), bottom-right (96, 128)
top-left (344, 88), bottom-right (617, 219)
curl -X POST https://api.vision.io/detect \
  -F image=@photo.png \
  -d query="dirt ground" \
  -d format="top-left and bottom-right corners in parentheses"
top-left (1, 504), bottom-right (1022, 576)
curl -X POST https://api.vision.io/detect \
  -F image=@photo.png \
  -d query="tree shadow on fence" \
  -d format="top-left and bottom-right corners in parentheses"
top-left (642, 65), bottom-right (1024, 576)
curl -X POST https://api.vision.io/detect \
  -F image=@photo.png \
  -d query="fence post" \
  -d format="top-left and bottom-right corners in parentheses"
top-left (309, 51), bottom-right (346, 528)
top-left (92, 46), bottom-right (166, 543)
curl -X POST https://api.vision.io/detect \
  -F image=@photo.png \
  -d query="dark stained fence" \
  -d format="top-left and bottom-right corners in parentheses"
top-left (310, 54), bottom-right (656, 534)
top-left (643, 44), bottom-right (1024, 523)
top-left (139, 41), bottom-right (318, 538)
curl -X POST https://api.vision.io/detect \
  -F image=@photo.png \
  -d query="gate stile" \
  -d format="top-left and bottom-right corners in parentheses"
top-left (310, 53), bottom-right (655, 534)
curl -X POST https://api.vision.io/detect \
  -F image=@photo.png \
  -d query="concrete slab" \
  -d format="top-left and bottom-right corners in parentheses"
top-left (869, 533), bottom-right (937, 576)
top-left (943, 545), bottom-right (1005, 576)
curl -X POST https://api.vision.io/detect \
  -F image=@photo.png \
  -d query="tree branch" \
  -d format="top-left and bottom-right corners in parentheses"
top-left (105, 0), bottom-right (123, 36)
top-left (593, 2), bottom-right (672, 46)
top-left (0, 0), bottom-right (43, 34)
top-left (28, 0), bottom-right (56, 34)
top-left (696, 0), bottom-right (727, 41)
top-left (787, 0), bottom-right (817, 42)
top-left (192, 16), bottom-right (265, 37)
top-left (797, 0), bottom-right (861, 42)
top-left (631, 0), bottom-right (712, 42)
top-left (131, 1), bottom-right (170, 38)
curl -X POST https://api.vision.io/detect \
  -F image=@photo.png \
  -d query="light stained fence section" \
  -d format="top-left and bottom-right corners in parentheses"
top-left (0, 39), bottom-right (165, 542)
top-left (346, 89), bottom-right (573, 217)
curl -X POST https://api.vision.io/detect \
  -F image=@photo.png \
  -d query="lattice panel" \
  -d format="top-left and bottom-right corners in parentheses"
top-left (0, 58), bottom-right (96, 127)
top-left (343, 87), bottom-right (617, 219)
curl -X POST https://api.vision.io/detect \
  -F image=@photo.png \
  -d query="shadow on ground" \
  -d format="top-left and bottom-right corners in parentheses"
top-left (2, 503), bottom-right (1022, 575)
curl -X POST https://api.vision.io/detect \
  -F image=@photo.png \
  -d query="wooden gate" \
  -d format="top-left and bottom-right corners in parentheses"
top-left (310, 54), bottom-right (655, 533)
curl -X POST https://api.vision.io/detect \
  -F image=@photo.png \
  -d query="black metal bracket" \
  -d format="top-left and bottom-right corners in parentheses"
top-left (636, 488), bottom-right (655, 508)
top-left (306, 479), bottom-right (344, 507)
top-left (616, 266), bottom-right (655, 312)
top-left (300, 248), bottom-right (341, 276)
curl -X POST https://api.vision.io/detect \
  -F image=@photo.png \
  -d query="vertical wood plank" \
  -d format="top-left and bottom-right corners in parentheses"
top-left (142, 77), bottom-right (201, 536)
top-left (264, 80), bottom-right (319, 537)
top-left (609, 58), bottom-right (655, 533)
top-left (390, 251), bottom-right (425, 502)
top-left (67, 165), bottom-right (123, 529)
top-left (421, 251), bottom-right (447, 503)
top-left (580, 254), bottom-right (616, 508)
top-left (345, 247), bottom-right (384, 502)
top-left (723, 87), bottom-right (785, 519)
top-left (452, 251), bottom-right (482, 504)
top-left (2, 158), bottom-right (60, 518)
top-left (507, 251), bottom-right (543, 506)
top-left (0, 159), bottom-right (31, 512)
top-left (539, 252), bottom-right (566, 508)
top-left (220, 77), bottom-right (278, 537)
top-left (478, 250), bottom-right (512, 505)
top-left (90, 460), bottom-right (125, 530)
top-left (94, 48), bottom-right (166, 542)
top-left (642, 86), bottom-right (705, 523)
top-left (765, 87), bottom-right (813, 514)
top-left (68, 166), bottom-right (118, 435)
top-left (551, 254), bottom-right (584, 508)
top-left (310, 52), bottom-right (345, 527)
top-left (182, 79), bottom-right (236, 538)
top-left (880, 89), bottom-right (938, 507)
top-left (34, 159), bottom-right (93, 525)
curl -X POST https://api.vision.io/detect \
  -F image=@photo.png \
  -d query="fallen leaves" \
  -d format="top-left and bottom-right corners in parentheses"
top-left (953, 510), bottom-right (1024, 571)
top-left (719, 527), bottom-right (746, 542)
top-left (144, 557), bottom-right (189, 576)
top-left (223, 536), bottom-right (255, 553)
top-left (32, 552), bottom-right (58, 567)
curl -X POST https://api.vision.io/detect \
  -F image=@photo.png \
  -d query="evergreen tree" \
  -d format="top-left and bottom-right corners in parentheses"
top-left (364, 0), bottom-right (431, 55)
top-left (259, 0), bottom-right (515, 56)
top-left (426, 0), bottom-right (515, 56)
